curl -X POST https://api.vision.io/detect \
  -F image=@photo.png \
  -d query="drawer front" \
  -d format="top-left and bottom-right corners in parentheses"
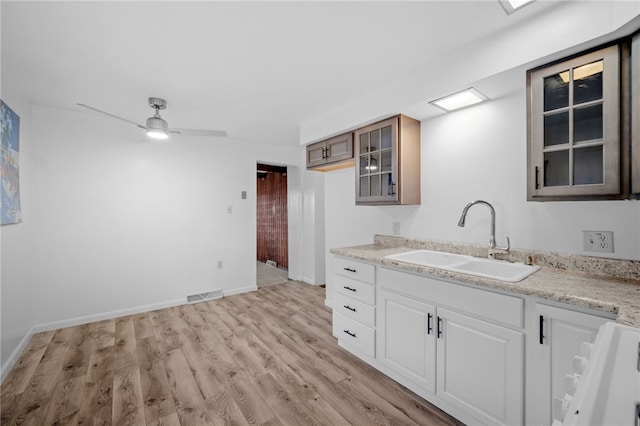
top-left (333, 312), bottom-right (375, 358)
top-left (333, 292), bottom-right (375, 327)
top-left (379, 267), bottom-right (524, 329)
top-left (334, 274), bottom-right (375, 305)
top-left (333, 257), bottom-right (375, 284)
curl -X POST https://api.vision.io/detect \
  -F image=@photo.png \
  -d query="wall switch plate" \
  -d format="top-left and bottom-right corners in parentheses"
top-left (583, 231), bottom-right (614, 253)
top-left (217, 260), bottom-right (223, 269)
top-left (227, 205), bottom-right (232, 214)
top-left (392, 221), bottom-right (401, 235)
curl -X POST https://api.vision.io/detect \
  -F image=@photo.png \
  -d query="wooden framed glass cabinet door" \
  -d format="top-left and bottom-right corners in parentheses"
top-left (527, 45), bottom-right (620, 199)
top-left (355, 115), bottom-right (420, 205)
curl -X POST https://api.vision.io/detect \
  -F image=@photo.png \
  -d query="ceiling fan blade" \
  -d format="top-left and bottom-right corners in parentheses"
top-left (76, 103), bottom-right (147, 130)
top-left (170, 128), bottom-right (227, 138)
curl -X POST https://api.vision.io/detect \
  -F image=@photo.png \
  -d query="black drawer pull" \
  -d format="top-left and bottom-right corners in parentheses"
top-left (343, 286), bottom-right (357, 292)
top-left (343, 305), bottom-right (356, 312)
top-left (343, 267), bottom-right (357, 273)
top-left (343, 330), bottom-right (356, 338)
top-left (437, 316), bottom-right (443, 338)
top-left (539, 315), bottom-right (545, 345)
top-left (427, 313), bottom-right (433, 335)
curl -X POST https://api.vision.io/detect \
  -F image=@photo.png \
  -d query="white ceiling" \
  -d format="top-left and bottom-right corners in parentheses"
top-left (2, 1), bottom-right (560, 146)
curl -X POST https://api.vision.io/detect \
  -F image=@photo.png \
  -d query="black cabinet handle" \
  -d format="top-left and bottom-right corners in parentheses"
top-left (427, 313), bottom-right (433, 335)
top-left (343, 330), bottom-right (356, 338)
top-left (535, 166), bottom-right (540, 189)
top-left (539, 315), bottom-right (545, 345)
top-left (343, 286), bottom-right (356, 292)
top-left (437, 316), bottom-right (443, 338)
top-left (343, 267), bottom-right (357, 273)
top-left (343, 305), bottom-right (356, 312)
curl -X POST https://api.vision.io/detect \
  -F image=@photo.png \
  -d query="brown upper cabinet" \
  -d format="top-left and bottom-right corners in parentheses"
top-left (355, 114), bottom-right (421, 205)
top-left (527, 45), bottom-right (621, 200)
top-left (306, 132), bottom-right (354, 171)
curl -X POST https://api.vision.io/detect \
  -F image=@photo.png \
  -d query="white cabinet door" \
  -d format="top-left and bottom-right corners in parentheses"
top-left (436, 308), bottom-right (524, 426)
top-left (377, 290), bottom-right (436, 393)
top-left (530, 304), bottom-right (611, 426)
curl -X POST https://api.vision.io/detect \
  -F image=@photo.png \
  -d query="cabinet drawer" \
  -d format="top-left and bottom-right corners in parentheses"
top-left (333, 257), bottom-right (375, 284)
top-left (333, 312), bottom-right (375, 358)
top-left (379, 267), bottom-right (523, 329)
top-left (334, 275), bottom-right (375, 305)
top-left (333, 292), bottom-right (375, 327)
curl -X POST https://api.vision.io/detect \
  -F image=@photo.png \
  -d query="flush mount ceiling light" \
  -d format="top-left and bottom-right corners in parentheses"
top-left (429, 88), bottom-right (489, 112)
top-left (499, 0), bottom-right (535, 14)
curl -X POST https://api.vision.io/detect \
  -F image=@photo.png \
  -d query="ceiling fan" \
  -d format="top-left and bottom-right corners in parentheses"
top-left (77, 97), bottom-right (227, 140)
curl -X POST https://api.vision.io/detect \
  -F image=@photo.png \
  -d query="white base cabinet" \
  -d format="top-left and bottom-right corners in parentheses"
top-left (377, 268), bottom-right (523, 426)
top-left (378, 290), bottom-right (436, 393)
top-left (332, 256), bottom-right (614, 426)
top-left (436, 307), bottom-right (523, 426)
top-left (529, 303), bottom-right (611, 426)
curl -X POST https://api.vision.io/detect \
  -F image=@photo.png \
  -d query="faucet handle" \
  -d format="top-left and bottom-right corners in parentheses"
top-left (496, 236), bottom-right (510, 252)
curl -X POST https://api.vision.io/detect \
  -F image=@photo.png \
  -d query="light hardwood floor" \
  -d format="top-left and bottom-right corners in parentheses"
top-left (1, 281), bottom-right (462, 425)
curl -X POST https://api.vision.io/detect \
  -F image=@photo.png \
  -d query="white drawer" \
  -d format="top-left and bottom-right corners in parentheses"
top-left (333, 257), bottom-right (375, 284)
top-left (333, 312), bottom-right (375, 358)
top-left (333, 292), bottom-right (375, 327)
top-left (379, 267), bottom-right (524, 329)
top-left (334, 274), bottom-right (375, 305)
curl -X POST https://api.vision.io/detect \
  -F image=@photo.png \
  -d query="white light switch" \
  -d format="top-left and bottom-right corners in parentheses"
top-left (227, 205), bottom-right (233, 214)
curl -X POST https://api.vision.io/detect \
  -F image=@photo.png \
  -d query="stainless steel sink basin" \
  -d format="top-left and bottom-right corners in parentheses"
top-left (385, 249), bottom-right (540, 283)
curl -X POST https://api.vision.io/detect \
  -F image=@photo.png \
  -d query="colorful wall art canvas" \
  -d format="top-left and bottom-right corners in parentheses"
top-left (1, 99), bottom-right (22, 225)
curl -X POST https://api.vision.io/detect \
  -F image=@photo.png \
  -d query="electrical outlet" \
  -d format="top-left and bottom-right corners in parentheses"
top-left (217, 260), bottom-right (223, 269)
top-left (583, 231), bottom-right (614, 253)
top-left (392, 221), bottom-right (401, 235)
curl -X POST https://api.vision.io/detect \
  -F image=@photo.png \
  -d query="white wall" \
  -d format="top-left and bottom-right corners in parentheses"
top-left (302, 169), bottom-right (326, 285)
top-left (324, 89), bottom-right (640, 303)
top-left (26, 105), bottom-right (303, 329)
top-left (1, 96), bottom-right (37, 377)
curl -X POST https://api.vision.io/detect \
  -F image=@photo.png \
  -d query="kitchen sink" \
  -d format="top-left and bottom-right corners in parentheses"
top-left (385, 249), bottom-right (540, 283)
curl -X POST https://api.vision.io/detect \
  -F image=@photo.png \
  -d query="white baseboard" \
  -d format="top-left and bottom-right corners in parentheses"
top-left (325, 298), bottom-right (332, 309)
top-left (1, 326), bottom-right (35, 383)
top-left (223, 285), bottom-right (257, 297)
top-left (32, 298), bottom-right (186, 334)
top-left (302, 277), bottom-right (316, 285)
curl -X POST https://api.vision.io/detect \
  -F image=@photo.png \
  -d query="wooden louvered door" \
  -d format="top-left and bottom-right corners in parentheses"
top-left (256, 164), bottom-right (288, 270)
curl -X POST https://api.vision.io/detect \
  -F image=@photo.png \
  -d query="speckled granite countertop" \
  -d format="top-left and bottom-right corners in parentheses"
top-left (330, 235), bottom-right (640, 328)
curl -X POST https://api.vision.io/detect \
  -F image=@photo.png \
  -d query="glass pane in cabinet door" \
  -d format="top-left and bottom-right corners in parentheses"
top-left (382, 173), bottom-right (394, 196)
top-left (370, 174), bottom-right (381, 196)
top-left (359, 176), bottom-right (369, 197)
top-left (370, 129), bottom-right (381, 152)
top-left (574, 145), bottom-right (603, 185)
top-left (369, 152), bottom-right (381, 173)
top-left (359, 155), bottom-right (369, 176)
top-left (544, 71), bottom-right (569, 111)
top-left (574, 104), bottom-right (603, 143)
top-left (360, 133), bottom-right (369, 153)
top-left (544, 112), bottom-right (569, 146)
top-left (381, 149), bottom-right (392, 172)
top-left (544, 150), bottom-right (569, 186)
top-left (381, 125), bottom-right (392, 149)
top-left (573, 60), bottom-right (603, 105)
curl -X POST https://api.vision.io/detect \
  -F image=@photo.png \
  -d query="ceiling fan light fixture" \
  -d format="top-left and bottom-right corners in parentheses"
top-left (146, 116), bottom-right (169, 140)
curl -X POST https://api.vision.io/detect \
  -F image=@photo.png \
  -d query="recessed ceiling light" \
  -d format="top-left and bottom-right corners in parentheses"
top-left (499, 0), bottom-right (535, 15)
top-left (429, 88), bottom-right (489, 112)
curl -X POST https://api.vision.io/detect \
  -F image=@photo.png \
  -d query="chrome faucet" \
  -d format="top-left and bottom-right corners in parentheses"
top-left (457, 200), bottom-right (510, 259)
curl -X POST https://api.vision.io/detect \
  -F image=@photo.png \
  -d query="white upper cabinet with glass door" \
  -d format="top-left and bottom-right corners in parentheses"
top-left (527, 45), bottom-right (620, 199)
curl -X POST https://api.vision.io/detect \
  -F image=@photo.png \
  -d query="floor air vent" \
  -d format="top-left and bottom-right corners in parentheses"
top-left (187, 289), bottom-right (223, 304)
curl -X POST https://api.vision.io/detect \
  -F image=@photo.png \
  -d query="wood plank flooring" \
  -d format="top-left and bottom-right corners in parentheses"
top-left (1, 281), bottom-right (462, 425)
